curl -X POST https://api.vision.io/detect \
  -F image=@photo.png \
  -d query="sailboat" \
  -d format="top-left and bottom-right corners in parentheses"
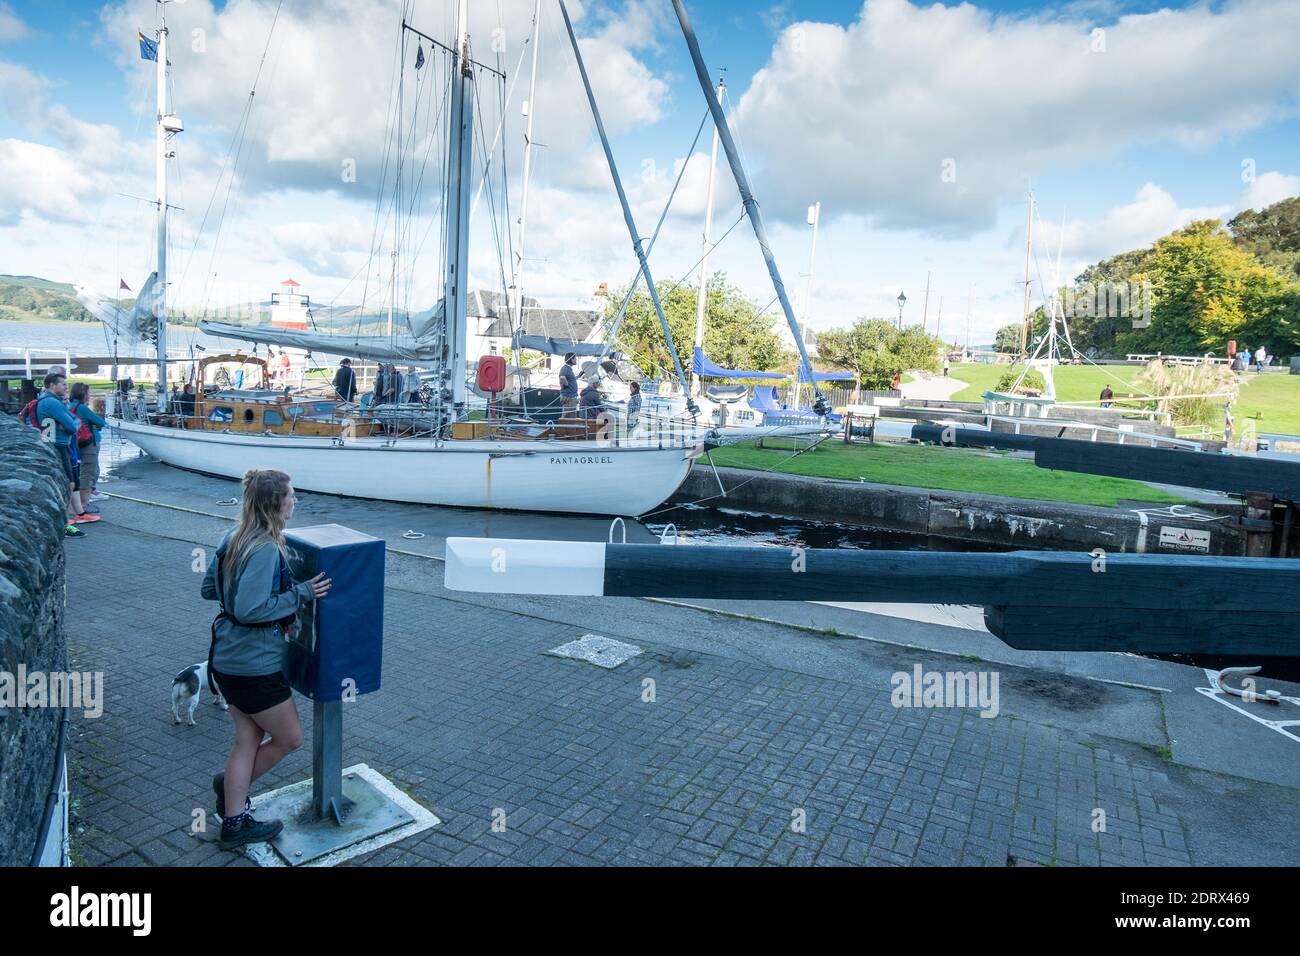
top-left (88, 2), bottom-right (704, 517)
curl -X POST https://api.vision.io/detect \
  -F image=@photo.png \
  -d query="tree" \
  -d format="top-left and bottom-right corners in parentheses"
top-left (994, 323), bottom-right (1022, 354)
top-left (606, 272), bottom-right (786, 380)
top-left (1229, 196), bottom-right (1300, 280)
top-left (816, 317), bottom-right (943, 391)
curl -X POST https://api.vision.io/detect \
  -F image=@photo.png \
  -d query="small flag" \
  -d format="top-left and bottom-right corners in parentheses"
top-left (138, 31), bottom-right (158, 61)
top-left (415, 43), bottom-right (425, 70)
top-left (119, 278), bottom-right (131, 292)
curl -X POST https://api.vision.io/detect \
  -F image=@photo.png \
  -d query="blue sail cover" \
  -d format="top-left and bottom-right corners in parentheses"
top-left (797, 365), bottom-right (856, 383)
top-left (692, 346), bottom-right (787, 380)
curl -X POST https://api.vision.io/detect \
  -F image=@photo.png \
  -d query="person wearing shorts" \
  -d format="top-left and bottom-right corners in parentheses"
top-left (200, 468), bottom-right (331, 850)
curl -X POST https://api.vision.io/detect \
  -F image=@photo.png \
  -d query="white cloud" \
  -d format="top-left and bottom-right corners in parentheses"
top-left (1237, 170), bottom-right (1300, 214)
top-left (1036, 183), bottom-right (1230, 264)
top-left (0, 3), bottom-right (26, 42)
top-left (733, 0), bottom-right (1300, 234)
top-left (0, 139), bottom-right (99, 224)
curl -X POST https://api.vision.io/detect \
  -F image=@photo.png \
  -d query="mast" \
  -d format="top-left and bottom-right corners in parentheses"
top-left (559, 0), bottom-right (697, 415)
top-left (154, 7), bottom-right (174, 408)
top-left (513, 0), bottom-right (543, 325)
top-left (442, 0), bottom-right (474, 412)
top-left (920, 271), bottom-right (931, 332)
top-left (671, 0), bottom-right (828, 416)
top-left (1019, 190), bottom-right (1034, 360)
top-left (691, 75), bottom-right (724, 397)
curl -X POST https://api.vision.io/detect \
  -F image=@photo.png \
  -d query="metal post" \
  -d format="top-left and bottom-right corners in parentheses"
top-left (672, 0), bottom-right (827, 417)
top-left (311, 699), bottom-right (348, 825)
top-left (558, 0), bottom-right (698, 416)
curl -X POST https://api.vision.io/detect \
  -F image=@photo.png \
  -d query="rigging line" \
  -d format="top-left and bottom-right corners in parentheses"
top-left (356, 5), bottom-right (413, 335)
top-left (474, 79), bottom-right (515, 329)
top-left (395, 57), bottom-right (452, 319)
top-left (177, 0), bottom-right (284, 297)
top-left (197, 11), bottom-right (290, 318)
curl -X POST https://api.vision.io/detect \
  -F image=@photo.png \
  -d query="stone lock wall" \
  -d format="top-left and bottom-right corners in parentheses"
top-left (0, 412), bottom-right (69, 866)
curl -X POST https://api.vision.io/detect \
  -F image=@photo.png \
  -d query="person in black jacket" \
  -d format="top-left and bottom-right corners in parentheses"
top-left (332, 358), bottom-right (357, 403)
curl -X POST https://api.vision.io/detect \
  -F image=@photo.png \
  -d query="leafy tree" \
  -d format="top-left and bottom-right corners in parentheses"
top-left (816, 318), bottom-right (943, 390)
top-left (1229, 196), bottom-right (1300, 280)
top-left (993, 323), bottom-right (1022, 354)
top-left (606, 272), bottom-right (786, 380)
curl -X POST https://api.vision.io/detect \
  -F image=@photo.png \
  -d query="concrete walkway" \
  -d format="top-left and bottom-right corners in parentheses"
top-left (56, 443), bottom-right (1300, 867)
top-left (901, 372), bottom-right (969, 402)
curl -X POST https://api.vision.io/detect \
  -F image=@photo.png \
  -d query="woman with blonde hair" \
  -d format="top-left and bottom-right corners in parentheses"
top-left (201, 469), bottom-right (330, 849)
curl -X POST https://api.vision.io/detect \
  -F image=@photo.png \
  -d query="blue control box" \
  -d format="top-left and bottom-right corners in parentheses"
top-left (282, 524), bottom-right (385, 702)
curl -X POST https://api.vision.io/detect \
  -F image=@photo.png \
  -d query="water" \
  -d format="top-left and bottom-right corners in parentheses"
top-left (0, 320), bottom-right (231, 356)
top-left (643, 503), bottom-right (1008, 552)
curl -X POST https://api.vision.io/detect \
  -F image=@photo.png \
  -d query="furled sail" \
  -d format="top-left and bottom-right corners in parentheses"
top-left (76, 273), bottom-right (160, 352)
top-left (512, 331), bottom-right (612, 358)
top-left (198, 320), bottom-right (445, 364)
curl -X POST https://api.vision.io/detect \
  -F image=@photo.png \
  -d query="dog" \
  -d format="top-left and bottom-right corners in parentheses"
top-left (171, 661), bottom-right (227, 725)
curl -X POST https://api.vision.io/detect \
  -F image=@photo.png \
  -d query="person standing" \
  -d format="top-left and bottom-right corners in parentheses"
top-left (942, 356), bottom-right (950, 377)
top-left (1099, 385), bottom-right (1114, 409)
top-left (559, 352), bottom-right (579, 415)
top-left (625, 381), bottom-right (642, 436)
top-left (332, 358), bottom-right (357, 403)
top-left (1255, 345), bottom-right (1267, 373)
top-left (201, 469), bottom-right (331, 850)
top-left (579, 379), bottom-right (603, 421)
top-left (69, 383), bottom-right (107, 515)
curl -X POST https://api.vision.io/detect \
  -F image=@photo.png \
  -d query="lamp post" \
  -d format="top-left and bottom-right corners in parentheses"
top-left (897, 290), bottom-right (907, 330)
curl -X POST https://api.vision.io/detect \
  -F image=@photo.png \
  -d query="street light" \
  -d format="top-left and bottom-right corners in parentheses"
top-left (897, 290), bottom-right (907, 329)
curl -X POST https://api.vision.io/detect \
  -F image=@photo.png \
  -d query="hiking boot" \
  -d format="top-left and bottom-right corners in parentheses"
top-left (64, 524), bottom-right (86, 538)
top-left (218, 813), bottom-right (283, 850)
top-left (212, 772), bottom-right (252, 819)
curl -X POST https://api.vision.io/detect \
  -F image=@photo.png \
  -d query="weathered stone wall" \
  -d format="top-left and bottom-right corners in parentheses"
top-left (0, 412), bottom-right (69, 866)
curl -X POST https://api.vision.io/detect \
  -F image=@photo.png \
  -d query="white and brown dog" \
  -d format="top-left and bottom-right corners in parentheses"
top-left (171, 662), bottom-right (227, 725)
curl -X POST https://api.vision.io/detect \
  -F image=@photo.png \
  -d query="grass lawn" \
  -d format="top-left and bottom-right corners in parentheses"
top-left (945, 363), bottom-right (1146, 403)
top-left (708, 438), bottom-right (1192, 507)
top-left (1230, 372), bottom-right (1300, 435)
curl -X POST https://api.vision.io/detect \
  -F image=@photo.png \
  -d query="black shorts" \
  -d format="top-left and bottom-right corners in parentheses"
top-left (55, 444), bottom-right (79, 489)
top-left (210, 668), bottom-right (292, 715)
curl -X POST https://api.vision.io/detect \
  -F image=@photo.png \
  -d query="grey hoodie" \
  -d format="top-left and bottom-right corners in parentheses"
top-left (201, 530), bottom-right (316, 676)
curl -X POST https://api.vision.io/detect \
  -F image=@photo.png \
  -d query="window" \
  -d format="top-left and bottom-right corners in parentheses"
top-left (209, 406), bottom-right (234, 423)
top-left (263, 409), bottom-right (284, 427)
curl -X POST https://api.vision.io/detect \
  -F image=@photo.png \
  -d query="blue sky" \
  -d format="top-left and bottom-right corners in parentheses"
top-left (1, 0), bottom-right (1297, 346)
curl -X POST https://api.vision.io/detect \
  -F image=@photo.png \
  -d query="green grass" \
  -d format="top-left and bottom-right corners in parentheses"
top-left (1231, 372), bottom-right (1300, 435)
top-left (946, 363), bottom-right (1146, 403)
top-left (708, 439), bottom-right (1192, 507)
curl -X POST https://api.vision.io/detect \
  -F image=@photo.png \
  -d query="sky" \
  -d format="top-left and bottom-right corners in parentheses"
top-left (0, 0), bottom-right (1298, 347)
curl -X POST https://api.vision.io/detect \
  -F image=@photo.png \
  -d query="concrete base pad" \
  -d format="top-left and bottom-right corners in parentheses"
top-left (244, 764), bottom-right (439, 867)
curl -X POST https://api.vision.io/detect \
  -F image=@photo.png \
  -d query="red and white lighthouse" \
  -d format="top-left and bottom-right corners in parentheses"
top-left (270, 277), bottom-right (309, 330)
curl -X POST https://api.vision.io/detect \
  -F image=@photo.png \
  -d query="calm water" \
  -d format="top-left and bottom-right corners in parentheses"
top-left (0, 320), bottom-right (231, 355)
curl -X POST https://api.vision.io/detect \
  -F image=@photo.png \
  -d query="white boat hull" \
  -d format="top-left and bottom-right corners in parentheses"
top-left (113, 419), bottom-right (700, 516)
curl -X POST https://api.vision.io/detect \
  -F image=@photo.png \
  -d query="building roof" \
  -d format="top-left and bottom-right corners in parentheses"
top-left (479, 289), bottom-right (601, 342)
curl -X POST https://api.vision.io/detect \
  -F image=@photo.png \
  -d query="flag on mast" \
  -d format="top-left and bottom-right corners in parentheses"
top-left (415, 43), bottom-right (425, 70)
top-left (119, 278), bottom-right (131, 292)
top-left (138, 31), bottom-right (158, 61)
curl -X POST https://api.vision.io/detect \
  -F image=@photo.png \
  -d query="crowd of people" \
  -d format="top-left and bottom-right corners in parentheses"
top-left (1231, 344), bottom-right (1274, 373)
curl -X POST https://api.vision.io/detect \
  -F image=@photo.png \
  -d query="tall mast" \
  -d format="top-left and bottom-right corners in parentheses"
top-left (802, 201), bottom-right (820, 336)
top-left (920, 270), bottom-right (931, 332)
top-left (154, 6), bottom-right (173, 406)
top-left (691, 75), bottom-right (724, 397)
top-left (672, 0), bottom-right (828, 416)
top-left (442, 0), bottom-right (474, 411)
top-left (1019, 190), bottom-right (1034, 360)
top-left (513, 0), bottom-right (543, 325)
top-left (559, 0), bottom-right (697, 415)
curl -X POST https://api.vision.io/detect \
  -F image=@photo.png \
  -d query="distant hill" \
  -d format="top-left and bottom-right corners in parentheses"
top-left (0, 275), bottom-right (92, 323)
